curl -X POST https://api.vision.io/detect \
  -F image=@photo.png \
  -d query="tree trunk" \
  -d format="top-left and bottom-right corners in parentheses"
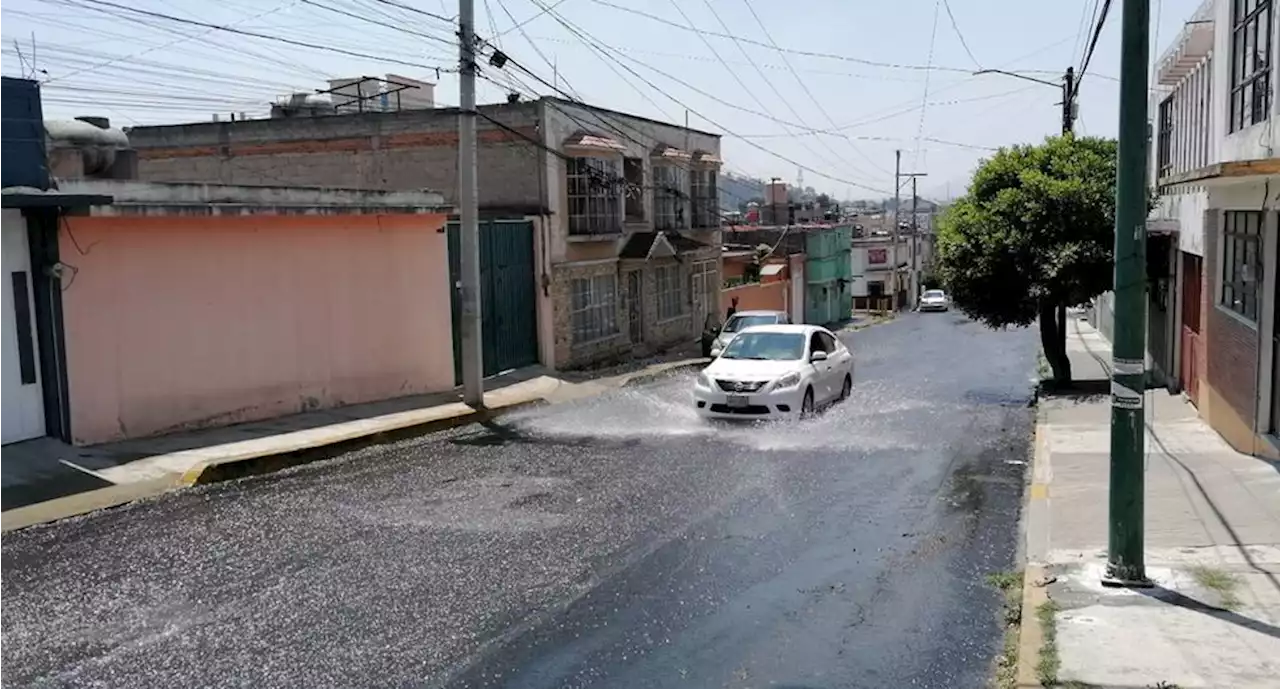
top-left (1039, 300), bottom-right (1073, 386)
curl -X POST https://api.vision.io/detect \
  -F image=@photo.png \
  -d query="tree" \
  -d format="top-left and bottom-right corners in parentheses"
top-left (934, 136), bottom-right (1118, 385)
top-left (816, 192), bottom-right (832, 207)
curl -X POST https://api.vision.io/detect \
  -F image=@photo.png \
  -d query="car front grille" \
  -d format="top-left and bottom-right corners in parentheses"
top-left (716, 379), bottom-right (766, 393)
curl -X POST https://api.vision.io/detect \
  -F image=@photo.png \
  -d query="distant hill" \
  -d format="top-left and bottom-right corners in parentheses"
top-left (720, 172), bottom-right (765, 211)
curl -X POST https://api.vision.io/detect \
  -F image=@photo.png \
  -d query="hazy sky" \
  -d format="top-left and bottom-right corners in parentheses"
top-left (3, 0), bottom-right (1203, 200)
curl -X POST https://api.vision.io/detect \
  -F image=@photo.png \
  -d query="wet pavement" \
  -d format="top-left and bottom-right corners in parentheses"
top-left (2, 313), bottom-right (1039, 689)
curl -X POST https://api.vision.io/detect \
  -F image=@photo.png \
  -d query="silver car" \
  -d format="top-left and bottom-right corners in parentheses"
top-left (919, 289), bottom-right (950, 312)
top-left (709, 310), bottom-right (792, 358)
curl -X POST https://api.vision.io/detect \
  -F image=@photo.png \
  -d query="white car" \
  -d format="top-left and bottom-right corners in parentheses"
top-left (694, 324), bottom-right (854, 419)
top-left (708, 309), bottom-right (791, 358)
top-left (919, 289), bottom-right (950, 312)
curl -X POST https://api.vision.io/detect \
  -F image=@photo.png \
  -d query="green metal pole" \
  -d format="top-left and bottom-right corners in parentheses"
top-left (1106, 0), bottom-right (1150, 586)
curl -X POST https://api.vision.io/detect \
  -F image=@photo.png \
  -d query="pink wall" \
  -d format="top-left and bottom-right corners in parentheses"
top-left (61, 213), bottom-right (454, 444)
top-left (721, 281), bottom-right (789, 316)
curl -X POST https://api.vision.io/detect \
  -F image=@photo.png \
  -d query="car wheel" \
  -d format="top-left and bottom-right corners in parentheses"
top-left (801, 388), bottom-right (815, 417)
top-left (839, 374), bottom-right (852, 401)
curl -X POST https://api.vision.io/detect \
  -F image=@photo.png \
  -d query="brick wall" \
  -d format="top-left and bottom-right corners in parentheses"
top-left (1203, 209), bottom-right (1259, 425)
top-left (130, 103), bottom-right (546, 208)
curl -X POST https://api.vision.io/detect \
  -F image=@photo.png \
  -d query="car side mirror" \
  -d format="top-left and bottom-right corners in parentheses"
top-left (810, 350), bottom-right (829, 363)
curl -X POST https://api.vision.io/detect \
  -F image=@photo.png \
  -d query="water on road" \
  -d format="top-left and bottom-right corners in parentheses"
top-left (2, 313), bottom-right (1038, 689)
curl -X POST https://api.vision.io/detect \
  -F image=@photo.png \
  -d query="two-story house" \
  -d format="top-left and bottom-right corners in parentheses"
top-left (1147, 0), bottom-right (1278, 455)
top-left (126, 95), bottom-right (723, 371)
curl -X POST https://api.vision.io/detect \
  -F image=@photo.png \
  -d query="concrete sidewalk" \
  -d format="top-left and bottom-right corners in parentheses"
top-left (1, 358), bottom-right (706, 532)
top-left (1022, 318), bottom-right (1280, 688)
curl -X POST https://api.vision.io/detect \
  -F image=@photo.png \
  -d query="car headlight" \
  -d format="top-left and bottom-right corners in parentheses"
top-left (696, 372), bottom-right (714, 388)
top-left (775, 371), bottom-right (801, 389)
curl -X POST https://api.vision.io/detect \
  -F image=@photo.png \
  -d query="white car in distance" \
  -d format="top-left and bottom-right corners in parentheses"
top-left (694, 324), bottom-right (854, 419)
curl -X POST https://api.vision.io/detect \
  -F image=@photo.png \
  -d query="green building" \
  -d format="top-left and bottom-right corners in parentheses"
top-left (804, 225), bottom-right (852, 325)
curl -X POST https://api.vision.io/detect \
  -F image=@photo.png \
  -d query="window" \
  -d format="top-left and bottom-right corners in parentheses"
top-left (655, 264), bottom-right (685, 320)
top-left (623, 157), bottom-right (645, 222)
top-left (568, 157), bottom-right (622, 236)
top-left (1229, 0), bottom-right (1272, 132)
top-left (652, 164), bottom-right (688, 230)
top-left (691, 168), bottom-right (719, 229)
top-left (1157, 96), bottom-right (1173, 178)
top-left (570, 274), bottom-right (618, 343)
top-left (1220, 210), bottom-right (1263, 321)
top-left (817, 331), bottom-right (838, 353)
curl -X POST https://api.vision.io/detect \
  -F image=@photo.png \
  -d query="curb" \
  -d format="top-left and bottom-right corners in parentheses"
top-left (1015, 421), bottom-right (1053, 688)
top-left (1015, 563), bottom-right (1050, 688)
top-left (619, 359), bottom-right (707, 387)
top-left (182, 399), bottom-right (545, 485)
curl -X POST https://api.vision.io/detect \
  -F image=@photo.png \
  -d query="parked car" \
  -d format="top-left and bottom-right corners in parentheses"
top-left (705, 310), bottom-right (791, 358)
top-left (919, 289), bottom-right (950, 312)
top-left (694, 324), bottom-right (853, 419)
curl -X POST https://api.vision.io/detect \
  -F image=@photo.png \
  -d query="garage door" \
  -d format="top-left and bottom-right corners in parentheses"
top-left (2, 210), bottom-right (45, 443)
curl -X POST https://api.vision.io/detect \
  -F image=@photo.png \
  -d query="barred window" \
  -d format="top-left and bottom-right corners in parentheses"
top-left (1221, 210), bottom-right (1263, 321)
top-left (1229, 0), bottom-right (1272, 132)
top-left (691, 168), bottom-right (719, 229)
top-left (568, 157), bottom-right (622, 236)
top-left (655, 264), bottom-right (686, 320)
top-left (570, 274), bottom-right (618, 343)
top-left (1157, 96), bottom-right (1173, 178)
top-left (653, 164), bottom-right (688, 231)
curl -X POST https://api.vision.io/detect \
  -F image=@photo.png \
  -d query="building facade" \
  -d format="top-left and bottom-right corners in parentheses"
top-left (128, 96), bottom-right (723, 370)
top-left (1145, 0), bottom-right (1279, 456)
top-left (805, 225), bottom-right (852, 325)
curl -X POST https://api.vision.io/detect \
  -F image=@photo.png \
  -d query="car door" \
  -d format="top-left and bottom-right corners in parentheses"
top-left (808, 332), bottom-right (834, 401)
top-left (816, 331), bottom-right (843, 401)
top-left (820, 330), bottom-right (852, 387)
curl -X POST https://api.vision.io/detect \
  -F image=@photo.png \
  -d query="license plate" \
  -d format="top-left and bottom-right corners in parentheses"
top-left (726, 395), bottom-right (749, 408)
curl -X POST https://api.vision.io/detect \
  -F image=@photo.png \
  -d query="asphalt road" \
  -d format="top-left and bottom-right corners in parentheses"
top-left (2, 312), bottom-right (1039, 689)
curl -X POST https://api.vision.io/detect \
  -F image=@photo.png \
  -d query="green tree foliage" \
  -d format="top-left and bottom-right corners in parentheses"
top-left (935, 135), bottom-right (1118, 384)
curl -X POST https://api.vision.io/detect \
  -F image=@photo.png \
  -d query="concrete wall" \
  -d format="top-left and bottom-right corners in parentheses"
top-left (129, 102), bottom-right (545, 209)
top-left (59, 213), bottom-right (454, 444)
top-left (721, 281), bottom-right (788, 315)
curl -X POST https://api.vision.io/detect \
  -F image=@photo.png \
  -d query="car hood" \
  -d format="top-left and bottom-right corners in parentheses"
top-left (705, 358), bottom-right (803, 381)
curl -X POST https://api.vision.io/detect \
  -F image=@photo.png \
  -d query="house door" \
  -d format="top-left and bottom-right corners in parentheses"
top-left (1180, 252), bottom-right (1202, 405)
top-left (1272, 232), bottom-right (1280, 434)
top-left (2, 210), bottom-right (45, 444)
top-left (448, 220), bottom-right (539, 383)
top-left (627, 269), bottom-right (644, 344)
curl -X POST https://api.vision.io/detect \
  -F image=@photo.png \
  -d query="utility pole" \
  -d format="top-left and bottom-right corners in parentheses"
top-left (458, 0), bottom-right (484, 407)
top-left (1106, 0), bottom-right (1151, 587)
top-left (894, 155), bottom-right (927, 311)
top-left (770, 176), bottom-right (782, 226)
top-left (1057, 66), bottom-right (1077, 360)
top-left (911, 176), bottom-right (919, 305)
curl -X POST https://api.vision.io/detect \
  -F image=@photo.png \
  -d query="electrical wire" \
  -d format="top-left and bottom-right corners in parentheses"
top-left (525, 0), bottom-right (896, 195)
top-left (47, 0), bottom-right (453, 72)
top-left (739, 0), bottom-right (891, 176)
top-left (1077, 0), bottom-right (1113, 84)
top-left (914, 0), bottom-right (943, 170)
top-left (941, 0), bottom-right (982, 70)
top-left (589, 0), bottom-right (976, 74)
top-left (494, 0), bottom-right (572, 38)
top-left (297, 0), bottom-right (455, 46)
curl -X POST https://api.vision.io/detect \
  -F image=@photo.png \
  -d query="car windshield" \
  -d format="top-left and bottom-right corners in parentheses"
top-left (723, 314), bottom-right (779, 333)
top-left (719, 332), bottom-right (805, 360)
top-left (924, 290), bottom-right (945, 299)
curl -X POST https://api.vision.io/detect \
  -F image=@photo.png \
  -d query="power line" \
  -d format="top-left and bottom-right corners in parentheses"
top-left (52, 0), bottom-right (453, 72)
top-left (363, 0), bottom-right (454, 24)
top-left (739, 0), bottom-right (889, 176)
top-left (941, 0), bottom-right (982, 69)
top-left (526, 0), bottom-right (896, 194)
top-left (914, 0), bottom-right (942, 170)
top-left (665, 0), bottom-right (874, 183)
top-left (1077, 0), bottom-right (1113, 83)
top-left (297, 0), bottom-right (455, 46)
top-left (494, 0), bottom-right (573, 38)
top-left (589, 0), bottom-right (977, 74)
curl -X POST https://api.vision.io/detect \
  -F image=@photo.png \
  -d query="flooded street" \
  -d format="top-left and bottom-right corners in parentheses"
top-left (2, 313), bottom-right (1039, 689)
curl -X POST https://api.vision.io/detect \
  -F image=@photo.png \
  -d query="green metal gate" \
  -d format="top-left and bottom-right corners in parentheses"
top-left (447, 219), bottom-right (539, 384)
